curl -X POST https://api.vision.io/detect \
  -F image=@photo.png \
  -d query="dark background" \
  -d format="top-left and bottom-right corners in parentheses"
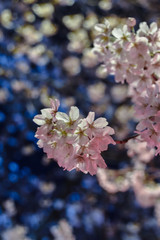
top-left (0, 0), bottom-right (160, 239)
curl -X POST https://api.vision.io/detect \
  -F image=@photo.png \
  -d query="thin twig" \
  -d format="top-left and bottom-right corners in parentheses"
top-left (115, 133), bottom-right (139, 144)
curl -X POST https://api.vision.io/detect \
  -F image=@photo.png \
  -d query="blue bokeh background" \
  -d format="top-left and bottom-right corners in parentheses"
top-left (0, 0), bottom-right (160, 239)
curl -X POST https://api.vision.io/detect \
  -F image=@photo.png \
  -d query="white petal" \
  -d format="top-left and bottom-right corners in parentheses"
top-left (78, 119), bottom-right (87, 130)
top-left (56, 112), bottom-right (69, 122)
top-left (103, 126), bottom-right (114, 135)
top-left (112, 28), bottom-right (123, 38)
top-left (37, 139), bottom-right (43, 148)
top-left (94, 24), bottom-right (106, 32)
top-left (86, 112), bottom-right (95, 124)
top-left (150, 22), bottom-right (158, 34)
top-left (123, 25), bottom-right (128, 34)
top-left (140, 22), bottom-right (149, 33)
top-left (69, 106), bottom-right (79, 121)
top-left (104, 19), bottom-right (110, 28)
top-left (93, 117), bottom-right (108, 128)
top-left (33, 115), bottom-right (45, 125)
top-left (41, 108), bottom-right (52, 119)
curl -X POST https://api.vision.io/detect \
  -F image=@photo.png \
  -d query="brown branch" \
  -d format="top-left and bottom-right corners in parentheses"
top-left (115, 133), bottom-right (139, 144)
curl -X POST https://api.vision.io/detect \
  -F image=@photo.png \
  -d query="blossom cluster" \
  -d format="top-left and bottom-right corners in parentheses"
top-left (33, 99), bottom-right (115, 175)
top-left (97, 165), bottom-right (160, 209)
top-left (93, 18), bottom-right (160, 154)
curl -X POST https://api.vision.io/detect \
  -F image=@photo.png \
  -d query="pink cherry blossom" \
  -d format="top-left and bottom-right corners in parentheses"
top-left (33, 99), bottom-right (115, 175)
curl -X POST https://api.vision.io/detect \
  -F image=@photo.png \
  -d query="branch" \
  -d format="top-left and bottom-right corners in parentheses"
top-left (115, 133), bottom-right (139, 144)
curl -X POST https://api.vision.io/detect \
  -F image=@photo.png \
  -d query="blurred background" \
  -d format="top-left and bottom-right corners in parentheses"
top-left (1, 0), bottom-right (160, 239)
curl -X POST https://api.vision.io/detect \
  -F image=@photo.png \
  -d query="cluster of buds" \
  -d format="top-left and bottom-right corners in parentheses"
top-left (93, 17), bottom-right (160, 154)
top-left (33, 99), bottom-right (115, 175)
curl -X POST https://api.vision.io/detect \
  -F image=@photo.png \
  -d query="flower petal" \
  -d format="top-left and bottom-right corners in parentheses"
top-left (69, 106), bottom-right (79, 121)
top-left (86, 112), bottom-right (95, 124)
top-left (56, 112), bottom-right (69, 122)
top-left (94, 117), bottom-right (108, 128)
top-left (50, 98), bottom-right (60, 111)
top-left (41, 108), bottom-right (52, 119)
top-left (33, 115), bottom-right (45, 125)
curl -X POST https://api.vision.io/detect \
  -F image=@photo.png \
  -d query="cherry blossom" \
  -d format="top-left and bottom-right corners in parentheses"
top-left (93, 17), bottom-right (160, 155)
top-left (33, 98), bottom-right (115, 175)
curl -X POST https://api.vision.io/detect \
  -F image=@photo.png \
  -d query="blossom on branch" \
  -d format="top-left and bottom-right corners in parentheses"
top-left (93, 17), bottom-right (160, 154)
top-left (33, 99), bottom-right (115, 175)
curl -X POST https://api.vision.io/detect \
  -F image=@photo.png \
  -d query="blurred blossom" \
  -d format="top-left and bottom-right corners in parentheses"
top-left (98, 0), bottom-right (112, 10)
top-left (83, 13), bottom-right (98, 30)
top-left (2, 225), bottom-right (31, 240)
top-left (122, 223), bottom-right (140, 240)
top-left (3, 199), bottom-right (17, 217)
top-left (24, 11), bottom-right (36, 23)
top-left (63, 97), bottom-right (76, 107)
top-left (115, 106), bottom-right (134, 123)
top-left (108, 16), bottom-right (127, 27)
top-left (111, 85), bottom-right (128, 103)
top-left (62, 56), bottom-right (80, 76)
top-left (50, 219), bottom-right (75, 240)
top-left (15, 61), bottom-right (30, 74)
top-left (95, 65), bottom-right (108, 78)
top-left (23, 0), bottom-right (37, 3)
top-left (132, 170), bottom-right (160, 208)
top-left (67, 29), bottom-right (90, 53)
top-left (0, 9), bottom-right (13, 29)
top-left (11, 80), bottom-right (26, 92)
top-left (38, 181), bottom-right (56, 194)
top-left (87, 82), bottom-right (106, 103)
top-left (0, 89), bottom-right (9, 103)
top-left (91, 101), bottom-right (110, 115)
top-left (40, 20), bottom-right (58, 36)
top-left (27, 44), bottom-right (48, 64)
top-left (63, 14), bottom-right (84, 30)
top-left (32, 3), bottom-right (54, 18)
top-left (17, 25), bottom-right (42, 44)
top-left (97, 168), bottom-right (130, 194)
top-left (82, 48), bottom-right (98, 68)
top-left (126, 137), bottom-right (155, 163)
top-left (21, 145), bottom-right (35, 155)
top-left (55, 0), bottom-right (75, 6)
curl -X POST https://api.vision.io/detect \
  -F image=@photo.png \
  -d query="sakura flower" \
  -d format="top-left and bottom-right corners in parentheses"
top-left (33, 99), bottom-right (115, 175)
top-left (33, 108), bottom-right (53, 125)
top-left (137, 22), bottom-right (158, 37)
top-left (56, 106), bottom-right (80, 131)
top-left (85, 111), bottom-right (108, 137)
top-left (89, 130), bottom-right (115, 152)
top-left (94, 19), bottom-right (110, 33)
top-left (112, 25), bottom-right (131, 42)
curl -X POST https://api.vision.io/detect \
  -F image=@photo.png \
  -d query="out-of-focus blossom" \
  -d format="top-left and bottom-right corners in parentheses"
top-left (126, 136), bottom-right (155, 163)
top-left (50, 219), bottom-right (75, 240)
top-left (2, 225), bottom-right (31, 240)
top-left (63, 14), bottom-right (84, 30)
top-left (97, 168), bottom-right (130, 193)
top-left (87, 82), bottom-right (106, 103)
top-left (3, 199), bottom-right (17, 217)
top-left (62, 57), bottom-right (81, 76)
